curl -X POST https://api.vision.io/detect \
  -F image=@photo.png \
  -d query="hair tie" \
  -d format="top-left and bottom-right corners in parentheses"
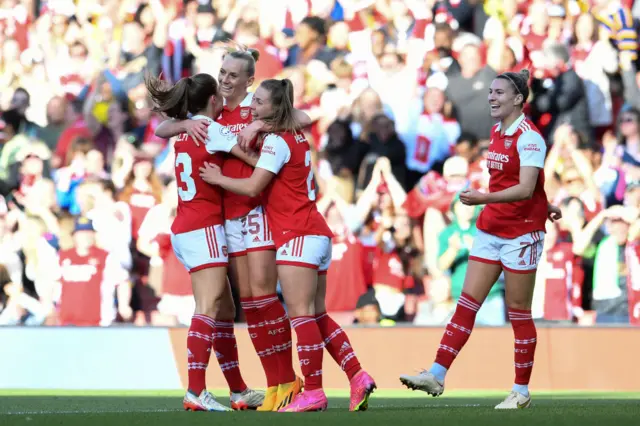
top-left (501, 74), bottom-right (521, 95)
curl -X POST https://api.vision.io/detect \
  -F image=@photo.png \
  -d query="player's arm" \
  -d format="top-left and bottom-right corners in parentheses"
top-left (200, 134), bottom-right (289, 197)
top-left (155, 118), bottom-right (210, 145)
top-left (470, 131), bottom-right (547, 205)
top-left (204, 121), bottom-right (258, 167)
top-left (237, 110), bottom-right (312, 150)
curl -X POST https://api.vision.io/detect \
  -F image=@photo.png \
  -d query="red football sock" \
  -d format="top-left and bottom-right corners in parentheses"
top-left (259, 295), bottom-right (296, 384)
top-left (187, 314), bottom-right (215, 395)
top-left (434, 293), bottom-right (480, 369)
top-left (241, 297), bottom-right (280, 387)
top-left (291, 316), bottom-right (324, 391)
top-left (210, 319), bottom-right (248, 393)
top-left (315, 312), bottom-right (361, 380)
top-left (509, 308), bottom-right (537, 385)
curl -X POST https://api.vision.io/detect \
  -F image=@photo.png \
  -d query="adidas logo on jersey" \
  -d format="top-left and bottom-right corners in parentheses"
top-left (253, 236), bottom-right (260, 243)
top-left (187, 349), bottom-right (194, 359)
top-left (281, 250), bottom-right (288, 255)
top-left (339, 341), bottom-right (351, 355)
top-left (215, 351), bottom-right (223, 359)
top-left (518, 260), bottom-right (526, 266)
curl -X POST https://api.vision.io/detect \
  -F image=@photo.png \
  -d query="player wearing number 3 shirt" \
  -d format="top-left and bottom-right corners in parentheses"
top-left (146, 73), bottom-right (263, 413)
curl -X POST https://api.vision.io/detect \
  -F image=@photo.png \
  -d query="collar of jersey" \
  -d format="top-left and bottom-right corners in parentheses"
top-left (495, 113), bottom-right (525, 136)
top-left (223, 92), bottom-right (253, 111)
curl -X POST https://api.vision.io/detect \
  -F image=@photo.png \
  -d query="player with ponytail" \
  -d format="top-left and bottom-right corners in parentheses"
top-left (400, 69), bottom-right (562, 409)
top-left (199, 79), bottom-right (376, 413)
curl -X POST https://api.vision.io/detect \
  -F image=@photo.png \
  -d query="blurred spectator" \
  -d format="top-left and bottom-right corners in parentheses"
top-left (531, 42), bottom-right (591, 141)
top-left (446, 43), bottom-right (497, 140)
top-left (0, 0), bottom-right (638, 328)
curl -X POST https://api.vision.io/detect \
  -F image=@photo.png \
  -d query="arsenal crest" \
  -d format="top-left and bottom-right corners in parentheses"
top-left (240, 108), bottom-right (250, 119)
top-left (504, 139), bottom-right (513, 149)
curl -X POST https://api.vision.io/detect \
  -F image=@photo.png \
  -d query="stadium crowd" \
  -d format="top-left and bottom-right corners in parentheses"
top-left (0, 0), bottom-right (639, 328)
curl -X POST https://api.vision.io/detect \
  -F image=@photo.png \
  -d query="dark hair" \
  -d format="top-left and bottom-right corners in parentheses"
top-left (145, 73), bottom-right (218, 119)
top-left (224, 44), bottom-right (260, 77)
top-left (99, 178), bottom-right (117, 199)
top-left (456, 131), bottom-right (479, 147)
top-left (0, 109), bottom-right (23, 133)
top-left (259, 79), bottom-right (300, 132)
top-left (301, 16), bottom-right (327, 37)
top-left (13, 87), bottom-right (30, 101)
top-left (496, 69), bottom-right (530, 107)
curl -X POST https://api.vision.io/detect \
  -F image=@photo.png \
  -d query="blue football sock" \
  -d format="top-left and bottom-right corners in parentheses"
top-left (512, 384), bottom-right (529, 397)
top-left (428, 363), bottom-right (447, 382)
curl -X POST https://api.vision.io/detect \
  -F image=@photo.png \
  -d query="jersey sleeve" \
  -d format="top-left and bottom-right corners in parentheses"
top-left (517, 130), bottom-right (547, 168)
top-left (255, 134), bottom-right (291, 175)
top-left (205, 121), bottom-right (238, 154)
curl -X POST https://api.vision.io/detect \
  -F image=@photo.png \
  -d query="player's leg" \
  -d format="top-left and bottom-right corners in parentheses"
top-left (316, 271), bottom-right (376, 412)
top-left (276, 241), bottom-right (327, 412)
top-left (494, 231), bottom-right (544, 410)
top-left (244, 206), bottom-right (297, 411)
top-left (186, 265), bottom-right (234, 412)
top-left (400, 230), bottom-right (503, 395)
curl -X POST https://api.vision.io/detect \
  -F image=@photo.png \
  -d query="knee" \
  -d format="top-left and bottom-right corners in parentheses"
top-left (249, 269), bottom-right (276, 297)
top-left (286, 301), bottom-right (315, 318)
top-left (195, 293), bottom-right (235, 320)
top-left (506, 299), bottom-right (531, 312)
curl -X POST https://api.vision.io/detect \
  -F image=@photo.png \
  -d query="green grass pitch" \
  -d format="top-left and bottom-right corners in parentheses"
top-left (1, 390), bottom-right (639, 426)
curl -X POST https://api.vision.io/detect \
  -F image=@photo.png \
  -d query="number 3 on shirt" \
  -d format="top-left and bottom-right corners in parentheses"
top-left (176, 152), bottom-right (196, 201)
top-left (305, 150), bottom-right (316, 201)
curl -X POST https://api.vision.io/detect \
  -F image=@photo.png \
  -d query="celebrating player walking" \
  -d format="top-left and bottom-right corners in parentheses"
top-left (200, 79), bottom-right (376, 413)
top-left (146, 73), bottom-right (263, 411)
top-left (400, 69), bottom-right (562, 409)
top-left (156, 48), bottom-right (309, 411)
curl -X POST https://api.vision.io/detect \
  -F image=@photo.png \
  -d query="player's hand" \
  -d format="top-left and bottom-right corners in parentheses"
top-left (459, 189), bottom-right (486, 206)
top-left (448, 233), bottom-right (461, 249)
top-left (185, 119), bottom-right (210, 146)
top-left (547, 203), bottom-right (562, 222)
top-left (238, 120), bottom-right (263, 152)
top-left (199, 162), bottom-right (223, 185)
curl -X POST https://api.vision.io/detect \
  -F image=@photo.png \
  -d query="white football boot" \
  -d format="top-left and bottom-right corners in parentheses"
top-left (399, 370), bottom-right (445, 397)
top-left (494, 391), bottom-right (532, 409)
top-left (183, 390), bottom-right (233, 412)
top-left (230, 388), bottom-right (266, 410)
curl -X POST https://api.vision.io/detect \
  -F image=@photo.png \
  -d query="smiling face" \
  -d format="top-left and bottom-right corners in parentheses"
top-left (250, 85), bottom-right (274, 121)
top-left (218, 56), bottom-right (253, 100)
top-left (488, 77), bottom-right (522, 120)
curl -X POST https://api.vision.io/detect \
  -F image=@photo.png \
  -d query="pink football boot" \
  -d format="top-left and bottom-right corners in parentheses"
top-left (349, 370), bottom-right (377, 411)
top-left (277, 389), bottom-right (328, 412)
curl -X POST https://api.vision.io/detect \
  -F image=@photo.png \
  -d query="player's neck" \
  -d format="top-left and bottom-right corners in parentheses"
top-left (225, 91), bottom-right (248, 110)
top-left (499, 110), bottom-right (522, 136)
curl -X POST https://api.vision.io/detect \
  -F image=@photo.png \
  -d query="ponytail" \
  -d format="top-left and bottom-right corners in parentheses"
top-left (224, 42), bottom-right (260, 77)
top-left (145, 73), bottom-right (218, 119)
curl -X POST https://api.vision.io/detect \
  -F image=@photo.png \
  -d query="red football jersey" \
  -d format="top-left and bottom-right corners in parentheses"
top-left (543, 242), bottom-right (584, 321)
top-left (325, 237), bottom-right (367, 311)
top-left (171, 115), bottom-right (238, 234)
top-left (57, 247), bottom-right (111, 326)
top-left (128, 188), bottom-right (158, 240)
top-left (372, 247), bottom-right (414, 293)
top-left (218, 92), bottom-right (261, 220)
top-left (255, 131), bottom-right (333, 248)
top-left (476, 114), bottom-right (548, 239)
top-left (155, 233), bottom-right (192, 296)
